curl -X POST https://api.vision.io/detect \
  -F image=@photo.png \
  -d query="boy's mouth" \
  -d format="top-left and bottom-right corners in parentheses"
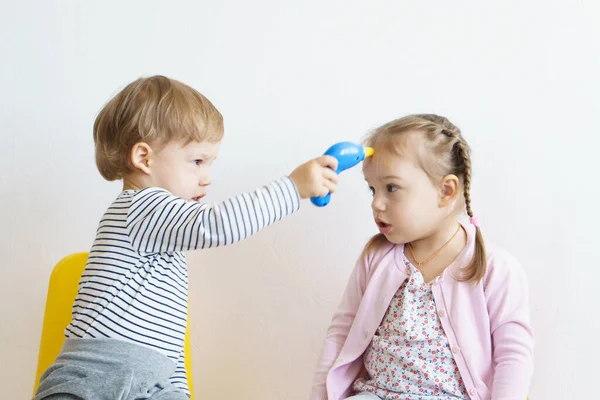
top-left (192, 194), bottom-right (205, 202)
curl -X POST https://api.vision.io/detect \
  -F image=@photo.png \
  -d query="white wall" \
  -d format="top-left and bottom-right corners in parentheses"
top-left (2, 1), bottom-right (598, 399)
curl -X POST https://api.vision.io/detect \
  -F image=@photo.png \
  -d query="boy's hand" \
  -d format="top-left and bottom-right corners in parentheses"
top-left (289, 156), bottom-right (340, 199)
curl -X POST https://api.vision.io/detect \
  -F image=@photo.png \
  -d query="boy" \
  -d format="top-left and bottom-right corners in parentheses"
top-left (34, 75), bottom-right (339, 399)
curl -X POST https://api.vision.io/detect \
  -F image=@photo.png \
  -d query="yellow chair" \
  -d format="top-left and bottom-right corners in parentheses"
top-left (33, 252), bottom-right (195, 398)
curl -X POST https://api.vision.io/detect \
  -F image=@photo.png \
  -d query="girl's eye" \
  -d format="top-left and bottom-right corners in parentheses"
top-left (368, 186), bottom-right (375, 195)
top-left (387, 184), bottom-right (399, 193)
top-left (194, 159), bottom-right (204, 166)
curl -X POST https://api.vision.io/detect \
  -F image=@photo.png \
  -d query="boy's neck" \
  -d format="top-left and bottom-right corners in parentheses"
top-left (122, 174), bottom-right (149, 192)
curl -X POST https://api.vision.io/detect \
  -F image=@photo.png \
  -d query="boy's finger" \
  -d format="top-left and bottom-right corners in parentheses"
top-left (324, 180), bottom-right (336, 194)
top-left (317, 155), bottom-right (338, 171)
top-left (323, 168), bottom-right (339, 183)
top-left (315, 186), bottom-right (330, 197)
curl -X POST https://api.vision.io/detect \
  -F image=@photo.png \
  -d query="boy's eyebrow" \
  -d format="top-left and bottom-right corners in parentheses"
top-left (192, 153), bottom-right (216, 160)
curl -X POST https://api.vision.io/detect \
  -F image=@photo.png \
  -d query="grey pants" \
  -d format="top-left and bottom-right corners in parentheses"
top-left (33, 338), bottom-right (188, 400)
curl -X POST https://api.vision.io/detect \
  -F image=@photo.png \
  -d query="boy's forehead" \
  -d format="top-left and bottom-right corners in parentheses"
top-left (184, 140), bottom-right (221, 155)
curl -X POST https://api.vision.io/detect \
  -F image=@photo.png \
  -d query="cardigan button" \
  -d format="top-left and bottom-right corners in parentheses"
top-left (469, 388), bottom-right (477, 395)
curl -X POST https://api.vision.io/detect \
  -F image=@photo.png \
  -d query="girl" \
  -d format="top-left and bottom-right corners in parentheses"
top-left (311, 114), bottom-right (534, 400)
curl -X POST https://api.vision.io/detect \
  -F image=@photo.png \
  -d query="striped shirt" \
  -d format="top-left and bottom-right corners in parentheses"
top-left (65, 177), bottom-right (300, 396)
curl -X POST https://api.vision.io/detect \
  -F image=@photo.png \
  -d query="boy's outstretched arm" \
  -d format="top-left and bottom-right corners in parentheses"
top-left (125, 156), bottom-right (338, 254)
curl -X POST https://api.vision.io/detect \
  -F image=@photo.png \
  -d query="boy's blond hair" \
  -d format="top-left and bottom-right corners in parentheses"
top-left (93, 75), bottom-right (224, 181)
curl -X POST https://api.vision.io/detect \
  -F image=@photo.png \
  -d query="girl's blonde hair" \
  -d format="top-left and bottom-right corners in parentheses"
top-left (362, 114), bottom-right (486, 283)
top-left (93, 75), bottom-right (224, 181)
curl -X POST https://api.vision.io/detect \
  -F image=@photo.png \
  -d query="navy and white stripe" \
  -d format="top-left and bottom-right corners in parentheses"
top-left (65, 177), bottom-right (300, 395)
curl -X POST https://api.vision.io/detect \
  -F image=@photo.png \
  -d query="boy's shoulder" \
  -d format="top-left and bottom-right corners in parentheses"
top-left (128, 186), bottom-right (172, 198)
top-left (100, 187), bottom-right (171, 219)
top-left (117, 187), bottom-right (174, 207)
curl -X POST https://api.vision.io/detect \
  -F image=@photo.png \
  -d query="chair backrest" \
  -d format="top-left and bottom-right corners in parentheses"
top-left (33, 252), bottom-right (195, 398)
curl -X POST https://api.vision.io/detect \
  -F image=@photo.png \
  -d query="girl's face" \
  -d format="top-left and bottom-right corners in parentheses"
top-left (363, 138), bottom-right (453, 245)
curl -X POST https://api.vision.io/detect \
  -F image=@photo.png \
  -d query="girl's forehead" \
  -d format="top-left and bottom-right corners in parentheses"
top-left (363, 151), bottom-right (418, 177)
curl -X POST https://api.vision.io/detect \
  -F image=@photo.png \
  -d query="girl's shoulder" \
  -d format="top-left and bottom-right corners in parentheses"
top-left (482, 240), bottom-right (528, 290)
top-left (360, 239), bottom-right (403, 277)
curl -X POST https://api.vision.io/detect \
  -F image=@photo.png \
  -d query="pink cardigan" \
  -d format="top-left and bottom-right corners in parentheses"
top-left (311, 223), bottom-right (534, 400)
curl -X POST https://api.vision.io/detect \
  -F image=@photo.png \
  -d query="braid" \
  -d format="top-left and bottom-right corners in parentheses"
top-left (441, 124), bottom-right (487, 283)
top-left (440, 126), bottom-right (473, 217)
top-left (456, 141), bottom-right (473, 218)
top-left (441, 128), bottom-right (472, 216)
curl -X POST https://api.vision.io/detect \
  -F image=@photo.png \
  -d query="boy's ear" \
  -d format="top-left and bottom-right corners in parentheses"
top-left (130, 142), bottom-right (154, 175)
top-left (439, 174), bottom-right (460, 207)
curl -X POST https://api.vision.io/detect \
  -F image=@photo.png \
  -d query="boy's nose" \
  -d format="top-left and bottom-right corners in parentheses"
top-left (199, 175), bottom-right (212, 186)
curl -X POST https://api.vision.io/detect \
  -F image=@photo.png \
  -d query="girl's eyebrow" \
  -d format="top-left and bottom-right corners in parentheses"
top-left (382, 175), bottom-right (403, 180)
top-left (364, 175), bottom-right (403, 180)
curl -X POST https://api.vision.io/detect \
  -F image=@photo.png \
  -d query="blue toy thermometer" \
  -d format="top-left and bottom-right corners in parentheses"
top-left (310, 141), bottom-right (375, 207)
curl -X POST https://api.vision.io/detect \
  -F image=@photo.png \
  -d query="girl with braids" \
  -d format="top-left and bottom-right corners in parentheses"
top-left (311, 114), bottom-right (534, 400)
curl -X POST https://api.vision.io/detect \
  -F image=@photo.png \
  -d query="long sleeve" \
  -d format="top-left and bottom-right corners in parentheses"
top-left (126, 177), bottom-right (300, 254)
top-left (484, 252), bottom-right (535, 400)
top-left (311, 254), bottom-right (371, 400)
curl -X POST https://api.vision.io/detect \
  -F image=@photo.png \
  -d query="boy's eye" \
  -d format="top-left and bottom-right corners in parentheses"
top-left (387, 184), bottom-right (399, 193)
top-left (368, 186), bottom-right (375, 195)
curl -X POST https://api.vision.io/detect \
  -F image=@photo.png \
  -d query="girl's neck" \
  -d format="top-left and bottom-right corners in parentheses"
top-left (405, 218), bottom-right (467, 282)
top-left (411, 219), bottom-right (462, 253)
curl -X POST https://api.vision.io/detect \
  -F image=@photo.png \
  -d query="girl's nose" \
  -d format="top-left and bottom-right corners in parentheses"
top-left (371, 195), bottom-right (386, 212)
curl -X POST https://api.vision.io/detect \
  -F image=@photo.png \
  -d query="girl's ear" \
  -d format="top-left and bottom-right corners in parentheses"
top-left (439, 174), bottom-right (460, 207)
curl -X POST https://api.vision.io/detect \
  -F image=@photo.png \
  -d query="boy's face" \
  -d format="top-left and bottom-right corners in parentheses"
top-left (149, 139), bottom-right (221, 201)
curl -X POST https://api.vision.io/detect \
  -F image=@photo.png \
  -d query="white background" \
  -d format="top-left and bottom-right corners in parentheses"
top-left (1, 1), bottom-right (598, 399)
